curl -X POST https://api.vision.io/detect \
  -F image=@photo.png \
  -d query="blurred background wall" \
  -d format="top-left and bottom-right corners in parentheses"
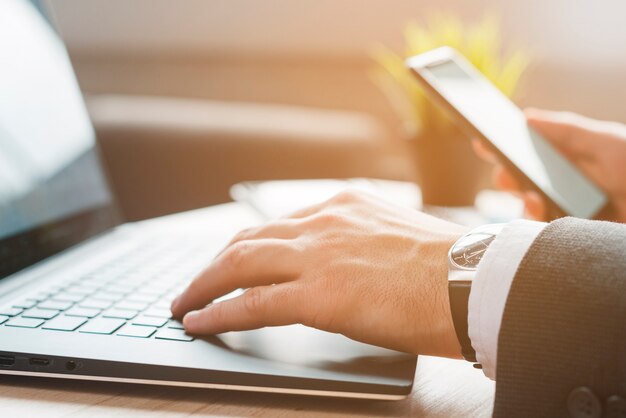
top-left (46, 0), bottom-right (626, 135)
top-left (38, 0), bottom-right (626, 220)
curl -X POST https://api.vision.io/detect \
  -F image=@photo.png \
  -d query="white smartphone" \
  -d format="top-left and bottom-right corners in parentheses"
top-left (406, 46), bottom-right (607, 219)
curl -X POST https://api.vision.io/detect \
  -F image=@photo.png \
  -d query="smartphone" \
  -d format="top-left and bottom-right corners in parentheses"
top-left (406, 46), bottom-right (607, 219)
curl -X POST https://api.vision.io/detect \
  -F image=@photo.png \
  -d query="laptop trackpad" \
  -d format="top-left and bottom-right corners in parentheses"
top-left (216, 325), bottom-right (413, 379)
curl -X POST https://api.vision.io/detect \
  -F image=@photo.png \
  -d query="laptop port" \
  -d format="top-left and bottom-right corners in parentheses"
top-left (0, 356), bottom-right (15, 367)
top-left (29, 357), bottom-right (50, 366)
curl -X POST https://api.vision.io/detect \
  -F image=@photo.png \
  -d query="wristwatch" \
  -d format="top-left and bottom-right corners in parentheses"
top-left (448, 223), bottom-right (506, 365)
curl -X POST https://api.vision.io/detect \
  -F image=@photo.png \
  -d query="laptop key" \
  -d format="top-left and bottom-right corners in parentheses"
top-left (13, 299), bottom-right (37, 309)
top-left (91, 291), bottom-right (125, 302)
top-left (166, 319), bottom-right (184, 329)
top-left (42, 315), bottom-right (87, 331)
top-left (48, 285), bottom-right (64, 293)
top-left (136, 288), bottom-right (164, 297)
top-left (153, 300), bottom-right (173, 310)
top-left (143, 308), bottom-right (172, 319)
top-left (103, 308), bottom-right (138, 320)
top-left (37, 300), bottom-right (73, 311)
top-left (0, 315), bottom-right (9, 325)
top-left (119, 278), bottom-right (143, 287)
top-left (29, 292), bottom-right (51, 302)
top-left (5, 317), bottom-right (44, 328)
top-left (0, 307), bottom-right (23, 317)
top-left (22, 308), bottom-right (60, 320)
top-left (79, 318), bottom-right (125, 335)
top-left (126, 293), bottom-right (158, 304)
top-left (80, 279), bottom-right (106, 289)
top-left (114, 301), bottom-right (148, 311)
top-left (51, 292), bottom-right (85, 303)
top-left (65, 285), bottom-right (98, 295)
top-left (132, 315), bottom-right (167, 327)
top-left (117, 324), bottom-right (156, 338)
top-left (154, 328), bottom-right (194, 342)
top-left (79, 298), bottom-right (113, 310)
top-left (103, 284), bottom-right (136, 294)
top-left (65, 306), bottom-right (101, 318)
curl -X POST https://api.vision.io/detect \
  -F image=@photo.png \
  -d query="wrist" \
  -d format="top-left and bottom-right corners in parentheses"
top-left (426, 232), bottom-right (467, 359)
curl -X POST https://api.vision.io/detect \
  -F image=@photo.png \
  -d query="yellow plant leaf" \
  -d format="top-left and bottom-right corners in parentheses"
top-left (372, 12), bottom-right (529, 134)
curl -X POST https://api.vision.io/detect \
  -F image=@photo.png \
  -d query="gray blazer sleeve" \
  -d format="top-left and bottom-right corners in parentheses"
top-left (493, 217), bottom-right (626, 418)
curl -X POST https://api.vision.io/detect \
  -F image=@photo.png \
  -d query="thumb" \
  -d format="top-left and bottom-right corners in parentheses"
top-left (524, 108), bottom-right (597, 159)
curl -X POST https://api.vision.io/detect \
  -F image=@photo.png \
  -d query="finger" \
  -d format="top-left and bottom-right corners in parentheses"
top-left (285, 200), bottom-right (327, 219)
top-left (285, 189), bottom-right (366, 219)
top-left (525, 108), bottom-right (608, 195)
top-left (182, 282), bottom-right (306, 334)
top-left (225, 219), bottom-right (302, 248)
top-left (524, 108), bottom-right (594, 158)
top-left (522, 191), bottom-right (547, 221)
top-left (471, 140), bottom-right (498, 164)
top-left (171, 239), bottom-right (302, 317)
top-left (493, 165), bottom-right (521, 192)
top-left (492, 165), bottom-right (549, 220)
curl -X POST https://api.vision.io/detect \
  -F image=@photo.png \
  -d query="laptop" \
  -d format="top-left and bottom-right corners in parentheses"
top-left (0, 0), bottom-right (417, 400)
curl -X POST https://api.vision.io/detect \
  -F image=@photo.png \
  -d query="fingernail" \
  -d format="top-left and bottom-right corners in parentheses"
top-left (183, 310), bottom-right (200, 329)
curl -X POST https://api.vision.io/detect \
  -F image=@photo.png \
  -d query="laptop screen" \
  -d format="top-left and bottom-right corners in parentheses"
top-left (0, 0), bottom-right (118, 279)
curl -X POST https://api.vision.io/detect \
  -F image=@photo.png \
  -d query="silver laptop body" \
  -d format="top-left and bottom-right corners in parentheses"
top-left (0, 0), bottom-right (416, 400)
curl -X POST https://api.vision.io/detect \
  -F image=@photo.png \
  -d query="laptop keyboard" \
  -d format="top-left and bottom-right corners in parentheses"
top-left (0, 238), bottom-right (213, 342)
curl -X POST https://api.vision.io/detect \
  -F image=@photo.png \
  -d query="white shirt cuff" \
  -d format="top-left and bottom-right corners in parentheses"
top-left (468, 219), bottom-right (546, 379)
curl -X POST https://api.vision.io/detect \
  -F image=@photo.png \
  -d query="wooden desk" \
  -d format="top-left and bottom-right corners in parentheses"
top-left (0, 203), bottom-right (495, 417)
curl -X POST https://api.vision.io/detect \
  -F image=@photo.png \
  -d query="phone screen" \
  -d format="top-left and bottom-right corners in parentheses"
top-left (420, 58), bottom-right (606, 219)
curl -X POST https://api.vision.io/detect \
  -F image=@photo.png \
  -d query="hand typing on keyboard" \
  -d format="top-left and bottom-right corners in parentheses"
top-left (171, 190), bottom-right (469, 358)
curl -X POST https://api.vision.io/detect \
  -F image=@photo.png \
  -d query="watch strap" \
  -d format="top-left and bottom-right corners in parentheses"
top-left (449, 280), bottom-right (477, 363)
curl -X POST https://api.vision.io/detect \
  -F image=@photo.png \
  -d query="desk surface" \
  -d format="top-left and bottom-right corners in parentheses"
top-left (0, 203), bottom-right (495, 417)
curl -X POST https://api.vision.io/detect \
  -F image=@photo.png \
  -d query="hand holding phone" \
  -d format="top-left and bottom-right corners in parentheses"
top-left (475, 108), bottom-right (626, 223)
top-left (406, 47), bottom-right (608, 219)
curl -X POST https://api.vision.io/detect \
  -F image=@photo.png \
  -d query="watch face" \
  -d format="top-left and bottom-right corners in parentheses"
top-left (450, 232), bottom-right (497, 270)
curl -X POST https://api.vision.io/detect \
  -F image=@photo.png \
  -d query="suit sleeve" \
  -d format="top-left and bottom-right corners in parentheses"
top-left (470, 219), bottom-right (546, 379)
top-left (493, 217), bottom-right (626, 418)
